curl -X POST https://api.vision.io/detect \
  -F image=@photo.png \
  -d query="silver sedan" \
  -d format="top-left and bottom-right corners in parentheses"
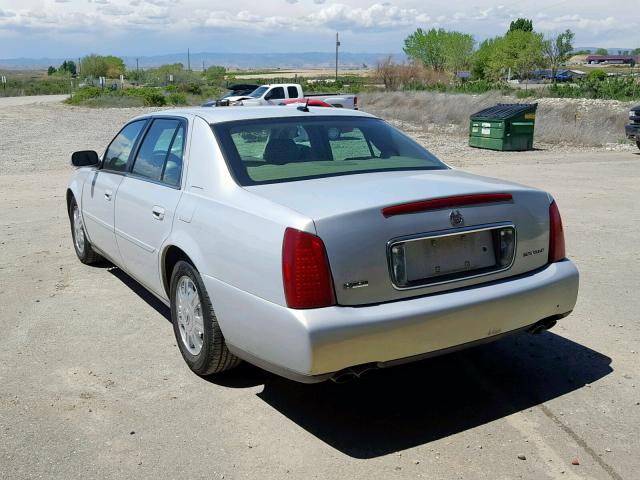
top-left (66, 106), bottom-right (579, 382)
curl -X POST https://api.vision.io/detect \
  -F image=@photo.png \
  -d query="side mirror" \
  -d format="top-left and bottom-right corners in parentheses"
top-left (71, 150), bottom-right (100, 167)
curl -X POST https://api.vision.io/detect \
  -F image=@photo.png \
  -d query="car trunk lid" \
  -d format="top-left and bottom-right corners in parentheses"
top-left (246, 169), bottom-right (551, 306)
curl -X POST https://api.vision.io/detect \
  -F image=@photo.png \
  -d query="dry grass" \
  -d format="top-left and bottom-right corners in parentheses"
top-left (360, 91), bottom-right (634, 146)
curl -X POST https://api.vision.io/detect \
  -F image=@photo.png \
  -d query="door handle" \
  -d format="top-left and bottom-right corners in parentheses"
top-left (104, 189), bottom-right (113, 201)
top-left (152, 206), bottom-right (165, 221)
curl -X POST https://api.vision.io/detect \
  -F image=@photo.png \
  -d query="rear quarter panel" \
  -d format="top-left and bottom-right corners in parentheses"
top-left (161, 115), bottom-right (314, 306)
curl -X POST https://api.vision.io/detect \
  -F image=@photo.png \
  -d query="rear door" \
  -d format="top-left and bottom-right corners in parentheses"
top-left (286, 85), bottom-right (301, 99)
top-left (114, 117), bottom-right (187, 297)
top-left (82, 119), bottom-right (147, 263)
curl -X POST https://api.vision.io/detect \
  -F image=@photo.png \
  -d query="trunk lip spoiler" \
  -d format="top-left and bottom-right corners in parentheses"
top-left (382, 193), bottom-right (513, 218)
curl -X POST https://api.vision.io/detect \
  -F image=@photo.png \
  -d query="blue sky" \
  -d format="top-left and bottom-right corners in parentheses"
top-left (0, 0), bottom-right (637, 58)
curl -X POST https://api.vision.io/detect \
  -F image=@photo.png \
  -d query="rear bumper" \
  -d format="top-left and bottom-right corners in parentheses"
top-left (204, 260), bottom-right (579, 382)
top-left (625, 124), bottom-right (640, 140)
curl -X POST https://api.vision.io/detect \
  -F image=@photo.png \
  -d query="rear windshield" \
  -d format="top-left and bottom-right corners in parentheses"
top-left (212, 116), bottom-right (447, 185)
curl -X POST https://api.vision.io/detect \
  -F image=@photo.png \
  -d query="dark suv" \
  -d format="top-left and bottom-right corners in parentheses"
top-left (626, 105), bottom-right (640, 150)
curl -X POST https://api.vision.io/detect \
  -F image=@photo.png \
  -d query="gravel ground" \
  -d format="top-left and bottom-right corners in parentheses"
top-left (1, 98), bottom-right (640, 480)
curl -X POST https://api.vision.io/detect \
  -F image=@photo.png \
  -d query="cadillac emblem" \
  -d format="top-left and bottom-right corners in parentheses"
top-left (449, 209), bottom-right (464, 227)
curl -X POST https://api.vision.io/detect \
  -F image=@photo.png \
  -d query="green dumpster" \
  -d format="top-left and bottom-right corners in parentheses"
top-left (469, 103), bottom-right (538, 151)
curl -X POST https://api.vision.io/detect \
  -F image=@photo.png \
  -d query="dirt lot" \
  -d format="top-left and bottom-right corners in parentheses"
top-left (1, 97), bottom-right (639, 480)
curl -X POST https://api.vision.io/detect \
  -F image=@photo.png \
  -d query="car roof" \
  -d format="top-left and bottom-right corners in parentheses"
top-left (132, 106), bottom-right (377, 124)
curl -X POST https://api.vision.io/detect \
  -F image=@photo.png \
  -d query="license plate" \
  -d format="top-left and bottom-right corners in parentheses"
top-left (389, 226), bottom-right (516, 288)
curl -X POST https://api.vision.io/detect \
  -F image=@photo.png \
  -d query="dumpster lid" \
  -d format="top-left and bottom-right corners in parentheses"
top-left (471, 103), bottom-right (538, 120)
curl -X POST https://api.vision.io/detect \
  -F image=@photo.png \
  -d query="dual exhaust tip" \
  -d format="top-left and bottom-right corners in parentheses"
top-left (330, 317), bottom-right (559, 383)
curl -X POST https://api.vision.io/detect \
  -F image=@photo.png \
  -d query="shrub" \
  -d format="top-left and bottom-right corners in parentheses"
top-left (176, 82), bottom-right (202, 95)
top-left (587, 69), bottom-right (607, 82)
top-left (124, 87), bottom-right (167, 106)
top-left (167, 92), bottom-right (187, 105)
top-left (65, 86), bottom-right (102, 104)
top-left (141, 90), bottom-right (166, 106)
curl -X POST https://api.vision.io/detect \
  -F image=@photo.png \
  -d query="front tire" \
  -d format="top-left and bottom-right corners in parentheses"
top-left (636, 141), bottom-right (640, 151)
top-left (69, 196), bottom-right (102, 265)
top-left (170, 260), bottom-right (240, 376)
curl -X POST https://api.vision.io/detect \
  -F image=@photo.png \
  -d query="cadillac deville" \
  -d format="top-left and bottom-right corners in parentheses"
top-left (66, 106), bottom-right (579, 382)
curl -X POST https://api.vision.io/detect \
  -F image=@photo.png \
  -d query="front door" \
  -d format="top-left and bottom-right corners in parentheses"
top-left (81, 119), bottom-right (147, 263)
top-left (114, 118), bottom-right (186, 298)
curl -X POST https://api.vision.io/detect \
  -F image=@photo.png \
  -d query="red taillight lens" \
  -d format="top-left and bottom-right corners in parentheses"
top-left (282, 228), bottom-right (336, 309)
top-left (354, 96), bottom-right (358, 109)
top-left (548, 200), bottom-right (566, 263)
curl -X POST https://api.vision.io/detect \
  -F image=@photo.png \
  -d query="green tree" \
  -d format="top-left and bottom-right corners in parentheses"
top-left (595, 48), bottom-right (609, 56)
top-left (487, 30), bottom-right (545, 82)
top-left (80, 54), bottom-right (125, 78)
top-left (59, 60), bottom-right (77, 76)
top-left (47, 66), bottom-right (57, 76)
top-left (404, 28), bottom-right (447, 71)
top-left (80, 54), bottom-right (108, 78)
top-left (442, 31), bottom-right (475, 74)
top-left (404, 28), bottom-right (474, 73)
top-left (203, 65), bottom-right (226, 85)
top-left (543, 29), bottom-right (575, 83)
top-left (634, 48), bottom-right (640, 55)
top-left (509, 18), bottom-right (533, 33)
top-left (471, 38), bottom-right (498, 79)
top-left (103, 56), bottom-right (125, 78)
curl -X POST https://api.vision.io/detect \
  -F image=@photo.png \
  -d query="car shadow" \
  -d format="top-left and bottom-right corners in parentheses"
top-left (105, 266), bottom-right (612, 459)
top-left (107, 266), bottom-right (171, 323)
top-left (210, 331), bottom-right (612, 459)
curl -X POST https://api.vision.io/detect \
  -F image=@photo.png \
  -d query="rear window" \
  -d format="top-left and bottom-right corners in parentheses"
top-left (212, 116), bottom-right (447, 185)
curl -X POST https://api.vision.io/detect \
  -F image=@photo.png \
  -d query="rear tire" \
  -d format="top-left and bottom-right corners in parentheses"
top-left (69, 196), bottom-right (102, 265)
top-left (170, 260), bottom-right (241, 376)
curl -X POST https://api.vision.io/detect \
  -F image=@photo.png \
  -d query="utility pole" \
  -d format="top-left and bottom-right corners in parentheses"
top-left (187, 48), bottom-right (191, 71)
top-left (335, 32), bottom-right (340, 82)
top-left (136, 58), bottom-right (139, 73)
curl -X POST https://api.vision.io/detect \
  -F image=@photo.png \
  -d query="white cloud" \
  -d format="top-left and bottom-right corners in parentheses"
top-left (0, 0), bottom-right (637, 56)
top-left (313, 3), bottom-right (430, 31)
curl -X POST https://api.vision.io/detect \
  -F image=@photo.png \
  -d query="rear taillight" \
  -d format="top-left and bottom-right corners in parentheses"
top-left (548, 200), bottom-right (566, 263)
top-left (354, 96), bottom-right (358, 109)
top-left (282, 228), bottom-right (336, 309)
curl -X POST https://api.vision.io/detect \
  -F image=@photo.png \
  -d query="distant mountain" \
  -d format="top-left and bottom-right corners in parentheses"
top-left (0, 51), bottom-right (401, 70)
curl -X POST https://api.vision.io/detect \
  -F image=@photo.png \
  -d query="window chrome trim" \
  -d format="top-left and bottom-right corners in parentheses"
top-left (386, 222), bottom-right (517, 291)
top-left (127, 115), bottom-right (188, 190)
top-left (100, 118), bottom-right (149, 173)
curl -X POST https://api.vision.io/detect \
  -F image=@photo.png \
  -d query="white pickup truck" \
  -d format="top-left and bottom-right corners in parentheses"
top-left (225, 83), bottom-right (358, 109)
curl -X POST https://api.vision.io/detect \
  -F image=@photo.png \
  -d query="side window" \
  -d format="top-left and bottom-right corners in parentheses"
top-left (267, 87), bottom-right (285, 100)
top-left (163, 125), bottom-right (184, 187)
top-left (103, 120), bottom-right (146, 171)
top-left (329, 127), bottom-right (375, 161)
top-left (131, 119), bottom-right (184, 186)
top-left (287, 86), bottom-right (298, 98)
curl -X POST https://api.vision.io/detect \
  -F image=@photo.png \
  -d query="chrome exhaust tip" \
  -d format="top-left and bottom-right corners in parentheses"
top-left (528, 318), bottom-right (558, 335)
top-left (330, 364), bottom-right (378, 383)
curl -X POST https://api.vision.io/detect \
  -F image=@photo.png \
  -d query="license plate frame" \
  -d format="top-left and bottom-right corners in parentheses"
top-left (387, 223), bottom-right (517, 290)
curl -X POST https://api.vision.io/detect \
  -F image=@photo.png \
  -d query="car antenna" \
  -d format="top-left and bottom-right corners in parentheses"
top-left (297, 97), bottom-right (310, 112)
